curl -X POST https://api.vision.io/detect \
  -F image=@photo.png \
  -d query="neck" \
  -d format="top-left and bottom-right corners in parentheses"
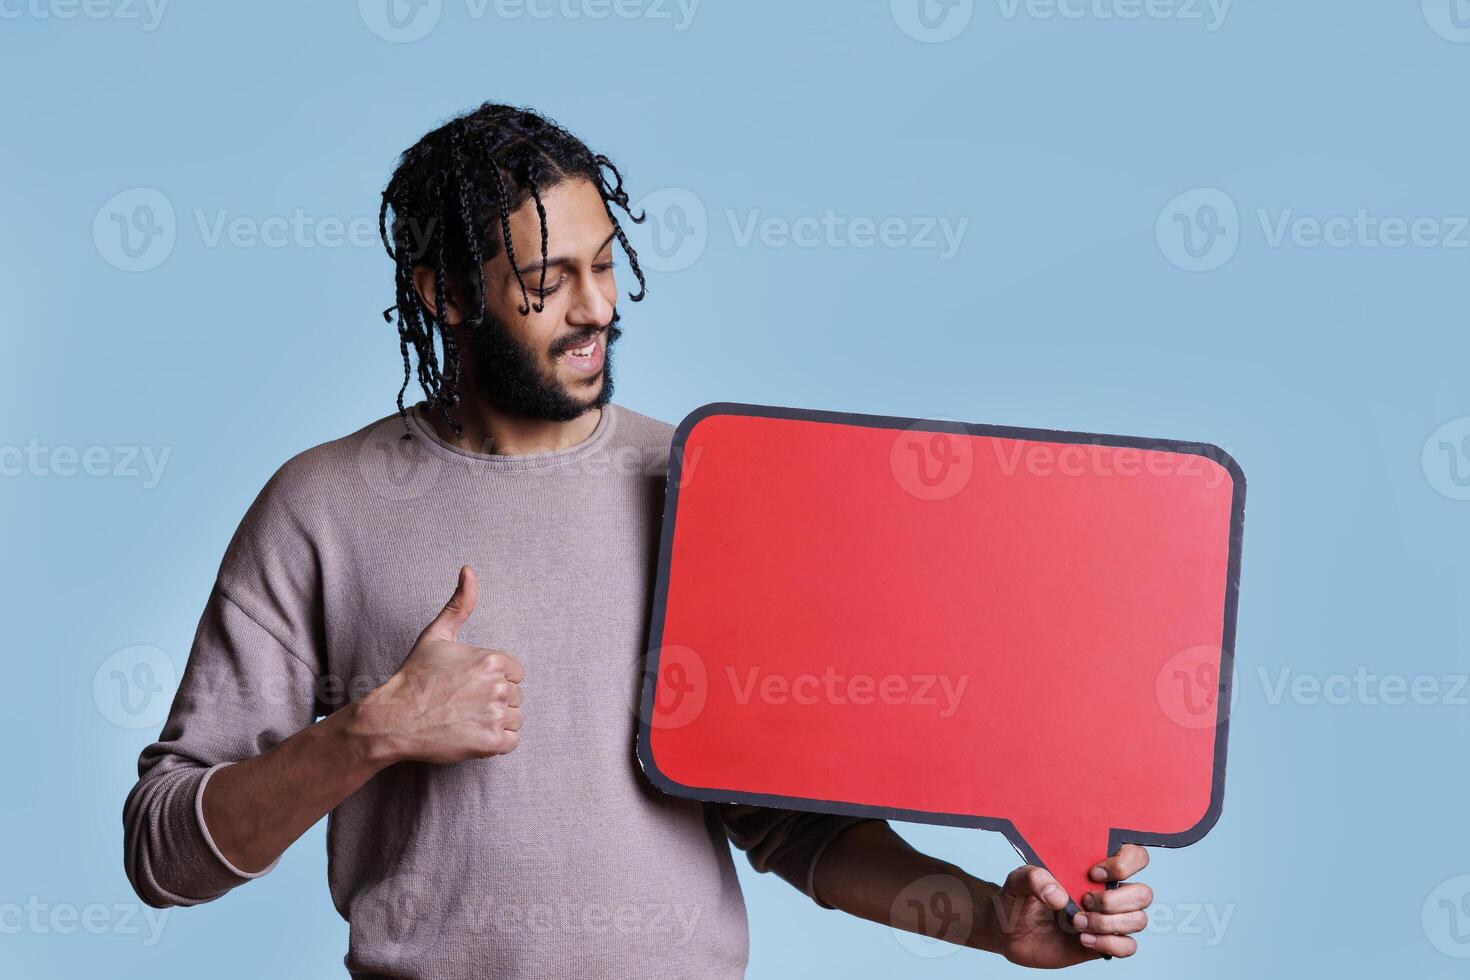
top-left (420, 393), bottom-right (602, 456)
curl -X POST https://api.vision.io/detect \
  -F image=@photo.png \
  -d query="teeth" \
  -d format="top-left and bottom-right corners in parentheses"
top-left (567, 341), bottom-right (595, 357)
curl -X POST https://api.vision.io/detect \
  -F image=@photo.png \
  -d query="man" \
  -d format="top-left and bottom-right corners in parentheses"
top-left (123, 102), bottom-right (1153, 978)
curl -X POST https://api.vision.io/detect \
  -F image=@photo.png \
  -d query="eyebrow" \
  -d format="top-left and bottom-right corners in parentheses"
top-left (511, 229), bottom-right (618, 278)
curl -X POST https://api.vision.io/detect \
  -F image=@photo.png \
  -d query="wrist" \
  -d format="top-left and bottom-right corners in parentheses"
top-left (964, 874), bottom-right (1005, 955)
top-left (336, 689), bottom-right (408, 771)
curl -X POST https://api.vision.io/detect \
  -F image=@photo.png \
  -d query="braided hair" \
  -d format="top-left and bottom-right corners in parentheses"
top-left (377, 102), bottom-right (648, 439)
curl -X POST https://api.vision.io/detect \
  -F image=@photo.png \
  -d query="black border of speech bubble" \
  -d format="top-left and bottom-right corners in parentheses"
top-left (636, 402), bottom-right (1246, 919)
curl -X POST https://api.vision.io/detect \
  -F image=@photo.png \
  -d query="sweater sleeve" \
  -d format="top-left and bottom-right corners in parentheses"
top-left (122, 464), bottom-right (326, 909)
top-left (121, 586), bottom-right (322, 908)
top-left (716, 803), bottom-right (884, 909)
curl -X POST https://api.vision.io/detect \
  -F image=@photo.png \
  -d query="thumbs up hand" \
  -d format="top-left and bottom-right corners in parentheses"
top-left (356, 566), bottom-right (525, 765)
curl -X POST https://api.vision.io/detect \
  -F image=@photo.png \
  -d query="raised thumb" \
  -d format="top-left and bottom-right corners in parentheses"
top-left (423, 565), bottom-right (477, 642)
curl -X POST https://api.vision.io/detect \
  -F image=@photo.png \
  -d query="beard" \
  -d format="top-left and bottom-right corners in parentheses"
top-left (461, 307), bottom-right (621, 423)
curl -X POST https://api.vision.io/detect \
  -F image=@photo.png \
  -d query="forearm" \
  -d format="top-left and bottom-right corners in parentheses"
top-left (200, 702), bottom-right (390, 873)
top-left (811, 820), bottom-right (1005, 955)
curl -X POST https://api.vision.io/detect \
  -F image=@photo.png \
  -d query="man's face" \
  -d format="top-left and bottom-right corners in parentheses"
top-left (435, 176), bottom-right (623, 422)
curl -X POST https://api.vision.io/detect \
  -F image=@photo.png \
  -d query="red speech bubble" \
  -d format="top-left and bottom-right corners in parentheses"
top-left (637, 404), bottom-right (1244, 912)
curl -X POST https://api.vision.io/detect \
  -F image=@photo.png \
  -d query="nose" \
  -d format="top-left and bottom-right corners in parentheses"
top-left (565, 268), bottom-right (615, 328)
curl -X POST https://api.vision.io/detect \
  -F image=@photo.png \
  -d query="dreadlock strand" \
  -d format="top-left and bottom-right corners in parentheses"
top-left (429, 172), bottom-right (463, 437)
top-left (523, 163), bottom-right (550, 315)
top-left (602, 203), bottom-right (648, 302)
top-left (486, 161), bottom-right (533, 317)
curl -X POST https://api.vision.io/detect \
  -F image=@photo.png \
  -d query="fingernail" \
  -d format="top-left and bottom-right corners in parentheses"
top-left (1074, 914), bottom-right (1089, 930)
top-left (1080, 933), bottom-right (1097, 946)
top-left (1083, 893), bottom-right (1099, 910)
top-left (1042, 885), bottom-right (1063, 904)
top-left (1090, 866), bottom-right (1108, 881)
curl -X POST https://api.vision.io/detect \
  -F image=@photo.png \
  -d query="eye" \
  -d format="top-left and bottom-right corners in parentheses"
top-left (531, 273), bottom-right (567, 298)
top-left (593, 260), bottom-right (616, 273)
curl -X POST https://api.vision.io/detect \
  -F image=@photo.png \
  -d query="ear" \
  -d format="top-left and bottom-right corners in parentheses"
top-left (411, 265), bottom-right (465, 325)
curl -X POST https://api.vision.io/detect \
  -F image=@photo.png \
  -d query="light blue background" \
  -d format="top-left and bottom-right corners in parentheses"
top-left (3, 1), bottom-right (1468, 976)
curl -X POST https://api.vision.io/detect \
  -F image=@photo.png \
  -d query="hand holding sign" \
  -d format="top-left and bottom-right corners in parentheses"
top-left (989, 846), bottom-right (1154, 962)
top-left (638, 405), bottom-right (1244, 936)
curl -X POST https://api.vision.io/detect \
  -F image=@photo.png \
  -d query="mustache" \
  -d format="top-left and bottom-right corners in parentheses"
top-left (550, 310), bottom-right (622, 357)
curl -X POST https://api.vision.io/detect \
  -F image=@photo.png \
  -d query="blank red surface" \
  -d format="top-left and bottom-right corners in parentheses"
top-left (648, 412), bottom-right (1236, 906)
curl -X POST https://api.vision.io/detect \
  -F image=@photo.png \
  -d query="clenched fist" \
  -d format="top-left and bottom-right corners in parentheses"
top-left (357, 565), bottom-right (525, 765)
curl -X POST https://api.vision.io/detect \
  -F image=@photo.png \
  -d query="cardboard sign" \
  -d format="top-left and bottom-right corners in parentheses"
top-left (637, 403), bottom-right (1245, 911)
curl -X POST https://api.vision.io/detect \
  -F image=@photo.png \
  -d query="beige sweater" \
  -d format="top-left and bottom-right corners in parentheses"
top-left (121, 400), bottom-right (875, 979)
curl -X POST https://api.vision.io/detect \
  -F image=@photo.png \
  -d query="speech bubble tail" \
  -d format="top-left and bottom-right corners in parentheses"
top-left (1008, 821), bottom-right (1108, 916)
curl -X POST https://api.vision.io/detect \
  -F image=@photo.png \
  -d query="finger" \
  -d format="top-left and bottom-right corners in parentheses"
top-left (423, 565), bottom-right (478, 642)
top-left (1089, 844), bottom-right (1150, 883)
top-left (1073, 909), bottom-right (1147, 936)
top-left (1003, 865), bottom-right (1069, 912)
top-left (501, 706), bottom-right (523, 732)
top-left (487, 651), bottom-right (525, 685)
top-left (492, 679), bottom-right (522, 708)
top-left (1082, 882), bottom-right (1153, 914)
top-left (1079, 933), bottom-right (1137, 958)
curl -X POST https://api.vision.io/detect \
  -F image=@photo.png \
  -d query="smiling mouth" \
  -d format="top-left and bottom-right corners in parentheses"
top-left (555, 330), bottom-right (605, 374)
